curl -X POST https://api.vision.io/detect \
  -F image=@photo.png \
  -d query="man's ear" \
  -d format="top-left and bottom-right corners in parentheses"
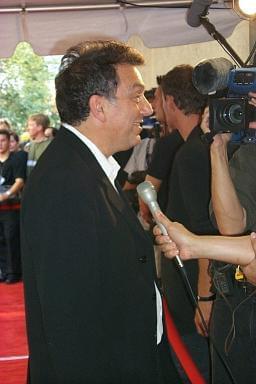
top-left (89, 95), bottom-right (105, 122)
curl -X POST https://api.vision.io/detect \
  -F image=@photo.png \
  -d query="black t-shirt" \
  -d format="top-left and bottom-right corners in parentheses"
top-left (162, 126), bottom-right (218, 335)
top-left (147, 130), bottom-right (184, 211)
top-left (167, 126), bottom-right (216, 234)
top-left (113, 148), bottom-right (133, 187)
top-left (0, 151), bottom-right (27, 196)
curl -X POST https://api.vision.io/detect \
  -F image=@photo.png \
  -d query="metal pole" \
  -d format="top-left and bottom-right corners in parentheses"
top-left (0, 0), bottom-right (192, 14)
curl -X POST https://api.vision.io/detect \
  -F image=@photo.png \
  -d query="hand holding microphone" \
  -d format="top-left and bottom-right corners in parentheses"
top-left (137, 181), bottom-right (184, 268)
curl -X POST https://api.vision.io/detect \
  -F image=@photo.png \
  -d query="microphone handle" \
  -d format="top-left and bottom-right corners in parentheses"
top-left (148, 202), bottom-right (184, 268)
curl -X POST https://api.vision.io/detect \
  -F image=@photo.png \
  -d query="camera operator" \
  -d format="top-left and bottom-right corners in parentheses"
top-left (203, 91), bottom-right (256, 384)
top-left (158, 64), bottom-right (214, 383)
top-left (153, 92), bottom-right (256, 383)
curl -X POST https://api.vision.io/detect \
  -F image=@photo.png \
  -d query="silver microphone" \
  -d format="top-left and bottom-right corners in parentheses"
top-left (137, 181), bottom-right (183, 268)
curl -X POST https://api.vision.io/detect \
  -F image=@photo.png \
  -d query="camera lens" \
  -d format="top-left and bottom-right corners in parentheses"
top-left (222, 102), bottom-right (244, 126)
top-left (210, 97), bottom-right (248, 133)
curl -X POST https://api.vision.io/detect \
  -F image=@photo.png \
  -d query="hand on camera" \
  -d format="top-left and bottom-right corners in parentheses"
top-left (248, 92), bottom-right (256, 129)
top-left (212, 132), bottom-right (232, 148)
top-left (249, 92), bottom-right (256, 108)
top-left (201, 106), bottom-right (232, 146)
top-left (200, 106), bottom-right (210, 134)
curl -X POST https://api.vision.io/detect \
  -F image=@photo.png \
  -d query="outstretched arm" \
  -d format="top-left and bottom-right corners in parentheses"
top-left (153, 211), bottom-right (255, 266)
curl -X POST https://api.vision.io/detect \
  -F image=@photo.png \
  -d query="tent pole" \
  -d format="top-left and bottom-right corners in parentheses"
top-left (0, 1), bottom-right (192, 14)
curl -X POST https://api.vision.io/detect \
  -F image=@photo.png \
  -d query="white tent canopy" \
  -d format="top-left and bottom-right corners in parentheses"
top-left (0, 0), bottom-right (240, 57)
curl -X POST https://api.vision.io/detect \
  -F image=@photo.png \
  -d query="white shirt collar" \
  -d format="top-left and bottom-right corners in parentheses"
top-left (62, 122), bottom-right (120, 189)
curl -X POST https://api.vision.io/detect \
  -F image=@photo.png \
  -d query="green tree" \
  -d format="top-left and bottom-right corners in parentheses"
top-left (0, 42), bottom-right (60, 133)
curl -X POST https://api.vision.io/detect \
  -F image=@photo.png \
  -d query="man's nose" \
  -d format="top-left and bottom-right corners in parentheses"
top-left (140, 96), bottom-right (153, 117)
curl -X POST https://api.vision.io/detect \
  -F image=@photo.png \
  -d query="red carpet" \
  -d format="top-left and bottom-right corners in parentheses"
top-left (0, 282), bottom-right (28, 384)
top-left (0, 283), bottom-right (204, 383)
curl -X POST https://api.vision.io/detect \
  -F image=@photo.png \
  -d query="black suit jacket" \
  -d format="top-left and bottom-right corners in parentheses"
top-left (21, 127), bottom-right (161, 384)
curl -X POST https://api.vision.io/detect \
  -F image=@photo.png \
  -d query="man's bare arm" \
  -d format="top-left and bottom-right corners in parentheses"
top-left (210, 135), bottom-right (246, 235)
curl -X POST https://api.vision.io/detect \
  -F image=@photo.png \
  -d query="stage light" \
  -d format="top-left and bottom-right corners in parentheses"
top-left (233, 0), bottom-right (256, 20)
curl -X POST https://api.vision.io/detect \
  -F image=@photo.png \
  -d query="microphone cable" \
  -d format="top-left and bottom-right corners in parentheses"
top-left (173, 258), bottom-right (238, 384)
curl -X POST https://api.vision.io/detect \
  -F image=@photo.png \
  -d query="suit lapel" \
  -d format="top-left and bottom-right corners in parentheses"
top-left (59, 126), bottom-right (149, 241)
top-left (101, 176), bottom-right (149, 240)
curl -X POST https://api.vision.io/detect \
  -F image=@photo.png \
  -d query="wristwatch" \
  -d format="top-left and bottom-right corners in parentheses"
top-left (197, 294), bottom-right (216, 302)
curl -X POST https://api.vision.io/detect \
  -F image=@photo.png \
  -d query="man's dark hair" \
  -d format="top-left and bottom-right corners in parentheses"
top-left (55, 40), bottom-right (145, 126)
top-left (144, 88), bottom-right (156, 102)
top-left (161, 64), bottom-right (207, 115)
top-left (156, 75), bottom-right (163, 87)
top-left (10, 131), bottom-right (19, 143)
top-left (0, 129), bottom-right (11, 139)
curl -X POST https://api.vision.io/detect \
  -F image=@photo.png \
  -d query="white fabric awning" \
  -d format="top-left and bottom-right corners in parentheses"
top-left (0, 0), bottom-right (240, 57)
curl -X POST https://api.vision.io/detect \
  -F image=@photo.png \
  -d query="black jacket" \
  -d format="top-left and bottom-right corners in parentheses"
top-left (21, 127), bottom-right (163, 384)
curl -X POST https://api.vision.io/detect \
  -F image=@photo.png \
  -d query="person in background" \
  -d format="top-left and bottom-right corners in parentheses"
top-left (150, 78), bottom-right (168, 137)
top-left (122, 87), bottom-right (159, 213)
top-left (0, 121), bottom-right (14, 274)
top-left (0, 118), bottom-right (12, 131)
top-left (140, 88), bottom-right (159, 139)
top-left (9, 131), bottom-right (28, 171)
top-left (9, 131), bottom-right (20, 152)
top-left (114, 87), bottom-right (157, 190)
top-left (160, 64), bottom-right (212, 383)
top-left (137, 76), bottom-right (184, 281)
top-left (138, 77), bottom-right (183, 225)
top-left (26, 113), bottom-right (52, 176)
top-left (0, 129), bottom-right (26, 283)
top-left (0, 122), bottom-right (11, 272)
top-left (44, 127), bottom-right (59, 139)
top-left (155, 92), bottom-right (256, 384)
top-left (202, 92), bottom-right (256, 384)
top-left (20, 40), bottom-right (180, 384)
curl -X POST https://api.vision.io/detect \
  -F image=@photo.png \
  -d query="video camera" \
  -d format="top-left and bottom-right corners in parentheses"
top-left (192, 58), bottom-right (256, 136)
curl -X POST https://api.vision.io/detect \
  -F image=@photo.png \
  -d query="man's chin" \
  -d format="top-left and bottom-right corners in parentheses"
top-left (118, 136), bottom-right (141, 153)
top-left (135, 134), bottom-right (142, 144)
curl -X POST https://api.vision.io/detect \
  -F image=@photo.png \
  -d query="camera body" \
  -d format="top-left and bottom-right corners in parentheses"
top-left (192, 58), bottom-right (256, 136)
top-left (209, 67), bottom-right (256, 134)
top-left (228, 68), bottom-right (256, 95)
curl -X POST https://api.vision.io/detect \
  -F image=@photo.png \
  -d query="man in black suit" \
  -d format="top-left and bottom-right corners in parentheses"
top-left (21, 40), bottom-right (179, 384)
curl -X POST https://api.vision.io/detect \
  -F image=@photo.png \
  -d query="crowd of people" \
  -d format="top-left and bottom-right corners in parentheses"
top-left (2, 38), bottom-right (256, 384)
top-left (106, 60), bottom-right (256, 383)
top-left (0, 115), bottom-right (57, 284)
top-left (152, 88), bottom-right (256, 384)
